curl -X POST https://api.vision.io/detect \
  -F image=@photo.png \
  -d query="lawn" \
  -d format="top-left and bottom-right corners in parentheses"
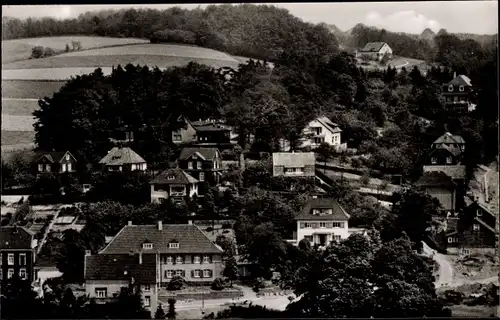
top-left (2, 36), bottom-right (150, 64)
top-left (1, 99), bottom-right (40, 116)
top-left (2, 80), bottom-right (66, 99)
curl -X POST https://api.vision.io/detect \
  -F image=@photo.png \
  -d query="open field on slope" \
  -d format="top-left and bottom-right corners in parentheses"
top-left (1, 131), bottom-right (35, 148)
top-left (2, 80), bottom-right (66, 99)
top-left (357, 55), bottom-right (429, 72)
top-left (1, 99), bottom-right (40, 116)
top-left (2, 36), bottom-right (149, 64)
top-left (2, 67), bottom-right (115, 81)
top-left (1, 114), bottom-right (35, 131)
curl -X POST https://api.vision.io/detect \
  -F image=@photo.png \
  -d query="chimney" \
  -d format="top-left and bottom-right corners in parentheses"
top-left (85, 250), bottom-right (91, 257)
top-left (188, 220), bottom-right (193, 225)
top-left (138, 251), bottom-right (143, 265)
top-left (128, 221), bottom-right (132, 226)
top-left (453, 71), bottom-right (456, 78)
top-left (158, 221), bottom-right (162, 231)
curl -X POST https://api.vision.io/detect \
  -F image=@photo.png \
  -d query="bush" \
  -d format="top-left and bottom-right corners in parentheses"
top-left (211, 278), bottom-right (225, 291)
top-left (206, 227), bottom-right (214, 232)
top-left (167, 276), bottom-right (187, 291)
top-left (359, 174), bottom-right (370, 185)
top-left (252, 278), bottom-right (266, 293)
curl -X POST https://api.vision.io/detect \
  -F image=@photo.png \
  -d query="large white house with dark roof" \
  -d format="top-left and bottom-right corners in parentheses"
top-left (356, 42), bottom-right (393, 61)
top-left (84, 221), bottom-right (224, 317)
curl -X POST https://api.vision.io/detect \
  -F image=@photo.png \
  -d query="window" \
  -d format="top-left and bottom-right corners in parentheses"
top-left (199, 172), bottom-right (205, 181)
top-left (46, 164), bottom-right (51, 171)
top-left (194, 256), bottom-right (201, 264)
top-left (203, 270), bottom-right (211, 278)
top-left (19, 253), bottom-right (26, 266)
top-left (168, 175), bottom-right (175, 180)
top-left (197, 161), bottom-right (202, 169)
top-left (38, 164), bottom-right (43, 172)
top-left (175, 270), bottom-right (183, 277)
top-left (448, 237), bottom-right (454, 243)
top-left (169, 242), bottom-right (179, 249)
top-left (175, 256), bottom-right (183, 264)
top-left (194, 270), bottom-right (201, 278)
top-left (143, 285), bottom-right (151, 292)
top-left (462, 249), bottom-right (470, 255)
top-left (143, 243), bottom-right (153, 250)
top-left (165, 270), bottom-right (173, 278)
top-left (314, 127), bottom-right (322, 135)
top-left (446, 157), bottom-right (452, 164)
top-left (173, 133), bottom-right (182, 141)
top-left (332, 222), bottom-right (344, 228)
top-left (65, 154), bottom-right (70, 161)
top-left (95, 288), bottom-right (107, 298)
top-left (334, 235), bottom-right (342, 241)
top-left (8, 254), bottom-right (14, 265)
top-left (8, 269), bottom-right (14, 279)
top-left (188, 161), bottom-right (193, 169)
top-left (477, 210), bottom-right (482, 217)
top-left (67, 163), bottom-right (72, 172)
top-left (19, 268), bottom-right (26, 280)
top-left (473, 224), bottom-right (480, 231)
top-left (166, 256), bottom-right (173, 264)
top-left (131, 164), bottom-right (137, 171)
top-left (314, 137), bottom-right (324, 144)
top-left (144, 296), bottom-right (151, 307)
top-left (319, 222), bottom-right (327, 228)
top-left (304, 223), bottom-right (311, 228)
top-left (203, 255), bottom-right (210, 263)
top-left (431, 157), bottom-right (437, 164)
top-left (448, 85), bottom-right (453, 92)
top-left (459, 85), bottom-right (464, 92)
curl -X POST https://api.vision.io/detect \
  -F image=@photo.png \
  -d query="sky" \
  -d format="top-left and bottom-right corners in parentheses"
top-left (2, 2), bottom-right (498, 35)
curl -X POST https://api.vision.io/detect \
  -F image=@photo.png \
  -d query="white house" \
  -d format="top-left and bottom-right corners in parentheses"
top-left (294, 197), bottom-right (351, 246)
top-left (149, 168), bottom-right (198, 203)
top-left (300, 116), bottom-right (346, 150)
top-left (272, 152), bottom-right (315, 177)
top-left (356, 42), bottom-right (393, 62)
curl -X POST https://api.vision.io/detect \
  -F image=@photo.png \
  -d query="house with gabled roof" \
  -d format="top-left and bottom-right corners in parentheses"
top-left (415, 171), bottom-right (458, 214)
top-left (424, 132), bottom-right (466, 180)
top-left (99, 147), bottom-right (147, 172)
top-left (356, 42), bottom-right (393, 61)
top-left (172, 116), bottom-right (235, 150)
top-left (178, 147), bottom-right (223, 194)
top-left (35, 151), bottom-right (77, 174)
top-left (150, 168), bottom-right (198, 204)
top-left (272, 152), bottom-right (315, 177)
top-left (292, 197), bottom-right (351, 247)
top-left (441, 73), bottom-right (476, 113)
top-left (0, 226), bottom-right (37, 284)
top-left (300, 116), bottom-right (347, 151)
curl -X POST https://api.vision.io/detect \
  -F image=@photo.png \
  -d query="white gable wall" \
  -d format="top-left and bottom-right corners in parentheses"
top-left (300, 119), bottom-right (342, 149)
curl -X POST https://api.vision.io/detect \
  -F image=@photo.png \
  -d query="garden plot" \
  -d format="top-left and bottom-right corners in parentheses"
top-left (453, 253), bottom-right (499, 281)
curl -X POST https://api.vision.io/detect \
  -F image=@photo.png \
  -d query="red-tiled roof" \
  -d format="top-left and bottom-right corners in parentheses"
top-left (0, 226), bottom-right (34, 250)
top-left (100, 224), bottom-right (223, 255)
top-left (150, 168), bottom-right (198, 185)
top-left (85, 253), bottom-right (157, 283)
top-left (295, 197), bottom-right (350, 221)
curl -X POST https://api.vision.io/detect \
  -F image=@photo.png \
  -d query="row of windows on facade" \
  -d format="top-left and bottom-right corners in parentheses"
top-left (187, 161), bottom-right (220, 170)
top-left (108, 163), bottom-right (147, 172)
top-left (431, 157), bottom-right (454, 164)
top-left (0, 268), bottom-right (28, 280)
top-left (158, 255), bottom-right (213, 264)
top-left (284, 167), bottom-right (305, 174)
top-left (304, 235), bottom-right (342, 242)
top-left (447, 85), bottom-right (466, 92)
top-left (0, 253), bottom-right (27, 265)
top-left (445, 96), bottom-right (468, 103)
top-left (300, 222), bottom-right (345, 228)
top-left (163, 269), bottom-right (213, 278)
top-left (38, 163), bottom-right (73, 172)
top-left (313, 136), bottom-right (339, 144)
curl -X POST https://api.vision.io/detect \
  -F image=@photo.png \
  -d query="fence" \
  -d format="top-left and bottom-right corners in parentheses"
top-left (160, 289), bottom-right (243, 300)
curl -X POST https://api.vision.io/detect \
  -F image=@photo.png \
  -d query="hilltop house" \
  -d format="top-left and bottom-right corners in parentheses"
top-left (441, 73), bottom-right (476, 113)
top-left (424, 132), bottom-right (466, 180)
top-left (84, 221), bottom-right (224, 317)
top-left (99, 147), bottom-right (147, 172)
top-left (415, 171), bottom-right (457, 214)
top-left (0, 226), bottom-right (37, 284)
top-left (177, 147), bottom-right (223, 195)
top-left (356, 42), bottom-right (393, 61)
top-left (150, 168), bottom-right (198, 204)
top-left (272, 152), bottom-right (315, 177)
top-left (300, 116), bottom-right (347, 151)
top-left (35, 151), bottom-right (77, 174)
top-left (439, 200), bottom-right (497, 255)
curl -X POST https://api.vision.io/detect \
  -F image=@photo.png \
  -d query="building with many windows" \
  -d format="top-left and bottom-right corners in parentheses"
top-left (0, 226), bottom-right (37, 285)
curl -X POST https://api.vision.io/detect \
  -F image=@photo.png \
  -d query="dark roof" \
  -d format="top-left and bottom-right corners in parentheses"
top-left (316, 116), bottom-right (342, 134)
top-left (433, 132), bottom-right (466, 145)
top-left (430, 144), bottom-right (462, 157)
top-left (360, 42), bottom-right (387, 52)
top-left (0, 226), bottom-right (34, 250)
top-left (295, 197), bottom-right (350, 221)
top-left (179, 147), bottom-right (219, 161)
top-left (150, 168), bottom-right (198, 185)
top-left (37, 151), bottom-right (75, 163)
top-left (191, 119), bottom-right (225, 127)
top-left (85, 253), bottom-right (157, 283)
top-left (100, 224), bottom-right (223, 255)
top-left (99, 147), bottom-right (146, 165)
top-left (447, 75), bottom-right (472, 87)
top-left (194, 122), bottom-right (231, 132)
top-left (415, 171), bottom-right (456, 188)
top-left (423, 166), bottom-right (466, 180)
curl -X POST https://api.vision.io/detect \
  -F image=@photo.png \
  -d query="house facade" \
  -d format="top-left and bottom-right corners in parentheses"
top-left (172, 116), bottom-right (197, 145)
top-left (272, 152), bottom-right (315, 177)
top-left (294, 197), bottom-right (350, 247)
top-left (178, 147), bottom-right (223, 194)
top-left (0, 226), bottom-right (37, 285)
top-left (416, 171), bottom-right (457, 214)
top-left (441, 74), bottom-right (476, 113)
top-left (150, 168), bottom-right (198, 204)
top-left (424, 132), bottom-right (466, 181)
top-left (172, 117), bottom-right (235, 150)
top-left (35, 151), bottom-right (77, 174)
top-left (300, 117), bottom-right (346, 151)
top-left (99, 147), bottom-right (147, 172)
top-left (356, 42), bottom-right (393, 61)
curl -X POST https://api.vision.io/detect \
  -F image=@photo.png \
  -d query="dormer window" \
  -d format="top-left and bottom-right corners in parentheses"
top-left (431, 157), bottom-right (437, 164)
top-left (192, 155), bottom-right (197, 160)
top-left (169, 241), bottom-right (179, 249)
top-left (448, 85), bottom-right (454, 92)
top-left (313, 208), bottom-right (332, 216)
top-left (143, 242), bottom-right (153, 250)
top-left (459, 85), bottom-right (464, 92)
top-left (168, 175), bottom-right (175, 180)
top-left (65, 154), bottom-right (70, 161)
